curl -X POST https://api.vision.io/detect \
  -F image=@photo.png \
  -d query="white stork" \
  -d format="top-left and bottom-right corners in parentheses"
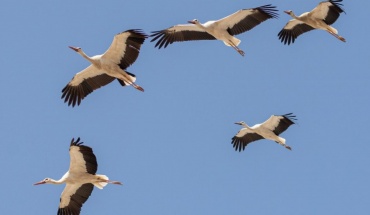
top-left (231, 113), bottom-right (297, 151)
top-left (62, 29), bottom-right (147, 107)
top-left (34, 138), bottom-right (122, 215)
top-left (278, 0), bottom-right (346, 45)
top-left (150, 5), bottom-right (278, 56)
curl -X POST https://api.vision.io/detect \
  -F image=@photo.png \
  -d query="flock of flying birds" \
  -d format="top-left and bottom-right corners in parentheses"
top-left (34, 1), bottom-right (346, 214)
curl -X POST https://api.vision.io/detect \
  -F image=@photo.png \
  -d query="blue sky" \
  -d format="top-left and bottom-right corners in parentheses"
top-left (1, 0), bottom-right (369, 214)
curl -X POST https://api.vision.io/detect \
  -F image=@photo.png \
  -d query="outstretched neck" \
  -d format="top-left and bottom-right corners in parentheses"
top-left (77, 50), bottom-right (97, 65)
top-left (194, 22), bottom-right (206, 31)
top-left (49, 178), bottom-right (65, 185)
top-left (241, 123), bottom-right (251, 129)
top-left (289, 11), bottom-right (299, 20)
top-left (51, 172), bottom-right (69, 185)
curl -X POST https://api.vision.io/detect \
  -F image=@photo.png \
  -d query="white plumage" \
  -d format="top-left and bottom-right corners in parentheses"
top-left (278, 0), bottom-right (346, 45)
top-left (232, 113), bottom-right (297, 151)
top-left (150, 5), bottom-right (278, 56)
top-left (34, 138), bottom-right (122, 215)
top-left (62, 29), bottom-right (147, 107)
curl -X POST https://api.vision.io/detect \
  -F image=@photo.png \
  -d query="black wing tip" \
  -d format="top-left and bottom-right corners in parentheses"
top-left (121, 29), bottom-right (149, 38)
top-left (278, 23), bottom-right (314, 45)
top-left (58, 207), bottom-right (78, 215)
top-left (70, 137), bottom-right (84, 147)
top-left (330, 0), bottom-right (344, 5)
top-left (256, 4), bottom-right (279, 19)
top-left (150, 30), bottom-right (163, 37)
top-left (282, 113), bottom-right (297, 123)
top-left (231, 137), bottom-right (246, 152)
top-left (149, 31), bottom-right (168, 49)
top-left (277, 29), bottom-right (296, 45)
top-left (61, 84), bottom-right (82, 107)
top-left (329, 0), bottom-right (346, 14)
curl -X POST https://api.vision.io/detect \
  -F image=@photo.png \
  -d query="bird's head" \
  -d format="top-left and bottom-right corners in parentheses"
top-left (33, 178), bottom-right (52, 185)
top-left (234, 121), bottom-right (246, 126)
top-left (68, 46), bottom-right (81, 52)
top-left (284, 10), bottom-right (293, 15)
top-left (188, 19), bottom-right (199, 25)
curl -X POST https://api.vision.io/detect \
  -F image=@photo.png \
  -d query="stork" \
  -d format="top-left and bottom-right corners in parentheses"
top-left (150, 5), bottom-right (278, 56)
top-left (278, 0), bottom-right (345, 45)
top-left (62, 29), bottom-right (147, 107)
top-left (34, 138), bottom-right (122, 215)
top-left (231, 113), bottom-right (297, 151)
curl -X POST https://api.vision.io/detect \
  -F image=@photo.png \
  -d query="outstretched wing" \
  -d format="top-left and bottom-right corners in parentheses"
top-left (102, 29), bottom-right (148, 70)
top-left (150, 24), bottom-right (216, 49)
top-left (58, 183), bottom-right (94, 215)
top-left (69, 137), bottom-right (97, 175)
top-left (218, 4), bottom-right (278, 36)
top-left (278, 20), bottom-right (315, 45)
top-left (231, 128), bottom-right (264, 152)
top-left (261, 113), bottom-right (297, 135)
top-left (311, 0), bottom-right (345, 25)
top-left (61, 66), bottom-right (115, 107)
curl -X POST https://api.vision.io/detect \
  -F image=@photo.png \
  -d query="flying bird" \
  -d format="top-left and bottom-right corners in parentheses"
top-left (34, 137), bottom-right (122, 215)
top-left (62, 29), bottom-right (148, 107)
top-left (150, 5), bottom-right (278, 56)
top-left (231, 113), bottom-right (297, 151)
top-left (278, 0), bottom-right (346, 45)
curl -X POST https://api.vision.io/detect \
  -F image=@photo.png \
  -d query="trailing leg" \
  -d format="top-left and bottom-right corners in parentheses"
top-left (327, 30), bottom-right (346, 42)
top-left (275, 137), bottom-right (292, 150)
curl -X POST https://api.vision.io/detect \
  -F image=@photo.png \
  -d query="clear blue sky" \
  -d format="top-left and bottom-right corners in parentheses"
top-left (1, 0), bottom-right (369, 214)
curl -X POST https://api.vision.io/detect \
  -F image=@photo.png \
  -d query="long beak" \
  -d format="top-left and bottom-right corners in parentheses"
top-left (234, 122), bottom-right (242, 125)
top-left (33, 181), bottom-right (46, 185)
top-left (68, 46), bottom-right (79, 52)
top-left (284, 10), bottom-right (290, 14)
top-left (188, 20), bottom-right (195, 24)
top-left (110, 180), bottom-right (123, 185)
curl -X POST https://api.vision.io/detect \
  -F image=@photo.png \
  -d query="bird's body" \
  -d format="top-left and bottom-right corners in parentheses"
top-left (278, 0), bottom-right (345, 45)
top-left (34, 138), bottom-right (122, 215)
top-left (150, 5), bottom-right (278, 56)
top-left (62, 29), bottom-right (148, 107)
top-left (232, 113), bottom-right (297, 151)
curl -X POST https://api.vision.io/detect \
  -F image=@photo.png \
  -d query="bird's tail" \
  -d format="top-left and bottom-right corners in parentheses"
top-left (117, 71), bottom-right (137, 87)
top-left (327, 26), bottom-right (338, 35)
top-left (126, 71), bottom-right (137, 83)
top-left (277, 137), bottom-right (286, 145)
top-left (117, 71), bottom-right (144, 91)
top-left (223, 37), bottom-right (241, 47)
top-left (94, 174), bottom-right (109, 189)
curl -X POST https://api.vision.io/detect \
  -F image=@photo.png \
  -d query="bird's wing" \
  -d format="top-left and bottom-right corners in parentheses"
top-left (150, 24), bottom-right (216, 49)
top-left (217, 4), bottom-right (278, 36)
top-left (102, 29), bottom-right (147, 70)
top-left (278, 19), bottom-right (315, 45)
top-left (58, 183), bottom-right (94, 215)
top-left (261, 113), bottom-right (296, 135)
top-left (231, 128), bottom-right (264, 152)
top-left (68, 138), bottom-right (97, 175)
top-left (61, 65), bottom-right (115, 107)
top-left (310, 0), bottom-right (345, 25)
